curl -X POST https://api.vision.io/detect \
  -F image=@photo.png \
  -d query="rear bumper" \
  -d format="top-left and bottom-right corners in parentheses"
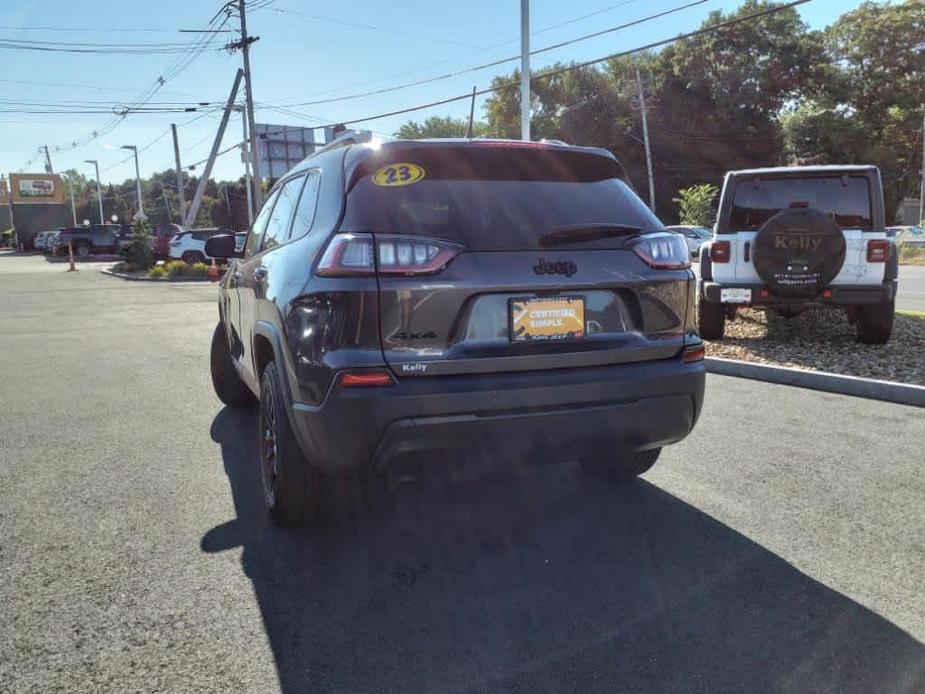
top-left (287, 356), bottom-right (705, 475)
top-left (700, 281), bottom-right (896, 306)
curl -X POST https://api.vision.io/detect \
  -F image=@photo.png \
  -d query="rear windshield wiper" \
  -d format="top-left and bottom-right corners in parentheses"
top-left (538, 224), bottom-right (643, 247)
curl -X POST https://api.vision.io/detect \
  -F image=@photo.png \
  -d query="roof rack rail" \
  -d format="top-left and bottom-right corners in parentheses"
top-left (312, 128), bottom-right (375, 156)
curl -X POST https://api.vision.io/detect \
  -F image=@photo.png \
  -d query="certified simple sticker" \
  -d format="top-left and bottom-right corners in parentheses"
top-left (372, 163), bottom-right (425, 187)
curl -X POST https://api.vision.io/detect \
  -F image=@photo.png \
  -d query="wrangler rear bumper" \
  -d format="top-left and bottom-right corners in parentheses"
top-left (700, 281), bottom-right (896, 306)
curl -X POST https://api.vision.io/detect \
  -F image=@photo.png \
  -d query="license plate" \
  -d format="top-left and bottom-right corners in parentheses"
top-left (510, 296), bottom-right (585, 342)
top-left (720, 288), bottom-right (751, 304)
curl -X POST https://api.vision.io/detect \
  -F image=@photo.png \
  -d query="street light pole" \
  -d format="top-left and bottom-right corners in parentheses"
top-left (520, 0), bottom-right (531, 141)
top-left (84, 159), bottom-right (104, 225)
top-left (120, 145), bottom-right (146, 221)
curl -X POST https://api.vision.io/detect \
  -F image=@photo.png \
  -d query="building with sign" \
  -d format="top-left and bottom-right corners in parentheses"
top-left (6, 173), bottom-right (69, 249)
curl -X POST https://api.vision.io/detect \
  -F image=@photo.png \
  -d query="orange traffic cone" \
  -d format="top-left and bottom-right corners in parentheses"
top-left (208, 257), bottom-right (219, 279)
top-left (67, 241), bottom-right (77, 272)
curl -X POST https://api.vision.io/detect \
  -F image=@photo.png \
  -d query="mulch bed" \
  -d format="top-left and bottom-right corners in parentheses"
top-left (705, 308), bottom-right (925, 386)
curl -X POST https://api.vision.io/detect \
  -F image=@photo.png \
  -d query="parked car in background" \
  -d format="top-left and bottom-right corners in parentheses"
top-left (46, 230), bottom-right (62, 254)
top-left (698, 165), bottom-right (897, 343)
top-left (33, 231), bottom-right (50, 251)
top-left (116, 225), bottom-right (136, 252)
top-left (168, 227), bottom-right (234, 264)
top-left (152, 223), bottom-right (182, 257)
top-left (887, 225), bottom-right (925, 248)
top-left (667, 225), bottom-right (713, 258)
top-left (56, 224), bottom-right (121, 258)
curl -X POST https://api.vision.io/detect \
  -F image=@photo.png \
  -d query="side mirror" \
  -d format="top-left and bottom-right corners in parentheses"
top-left (205, 234), bottom-right (239, 259)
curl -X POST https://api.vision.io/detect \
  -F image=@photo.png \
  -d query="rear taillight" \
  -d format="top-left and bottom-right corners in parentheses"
top-left (866, 239), bottom-right (891, 263)
top-left (632, 232), bottom-right (691, 269)
top-left (683, 344), bottom-right (705, 363)
top-left (710, 240), bottom-right (731, 263)
top-left (338, 370), bottom-right (394, 388)
top-left (316, 233), bottom-right (463, 277)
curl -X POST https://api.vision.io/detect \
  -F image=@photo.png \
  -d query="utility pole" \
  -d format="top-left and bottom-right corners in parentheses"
top-left (233, 104), bottom-right (254, 226)
top-left (43, 145), bottom-right (54, 173)
top-left (520, 0), bottom-right (531, 141)
top-left (185, 69), bottom-right (244, 228)
top-left (171, 124), bottom-right (186, 224)
top-left (237, 0), bottom-right (263, 210)
top-left (636, 68), bottom-right (656, 214)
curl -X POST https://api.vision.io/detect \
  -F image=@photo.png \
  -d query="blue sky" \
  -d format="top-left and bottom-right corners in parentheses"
top-left (1, 0), bottom-right (864, 186)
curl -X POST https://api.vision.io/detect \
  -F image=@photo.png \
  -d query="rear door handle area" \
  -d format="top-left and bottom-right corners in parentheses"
top-left (743, 241), bottom-right (751, 263)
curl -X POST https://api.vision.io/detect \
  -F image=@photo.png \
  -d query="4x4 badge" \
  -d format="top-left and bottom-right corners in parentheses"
top-left (533, 258), bottom-right (577, 277)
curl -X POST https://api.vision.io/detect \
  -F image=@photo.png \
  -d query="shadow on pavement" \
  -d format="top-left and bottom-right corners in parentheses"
top-left (202, 406), bottom-right (924, 694)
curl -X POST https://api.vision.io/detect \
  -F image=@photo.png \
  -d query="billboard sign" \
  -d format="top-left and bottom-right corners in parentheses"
top-left (256, 124), bottom-right (318, 180)
top-left (19, 179), bottom-right (55, 197)
top-left (10, 174), bottom-right (64, 204)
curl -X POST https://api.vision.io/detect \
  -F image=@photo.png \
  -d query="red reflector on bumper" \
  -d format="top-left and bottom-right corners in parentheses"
top-left (683, 345), bottom-right (705, 363)
top-left (823, 289), bottom-right (833, 298)
top-left (338, 371), bottom-right (394, 388)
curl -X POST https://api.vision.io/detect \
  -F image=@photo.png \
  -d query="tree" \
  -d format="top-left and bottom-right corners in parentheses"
top-left (673, 184), bottom-right (719, 227)
top-left (396, 115), bottom-right (490, 139)
top-left (121, 218), bottom-right (154, 270)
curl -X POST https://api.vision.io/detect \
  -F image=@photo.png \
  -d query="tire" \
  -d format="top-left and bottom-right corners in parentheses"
top-left (697, 299), bottom-right (726, 340)
top-left (259, 360), bottom-right (326, 526)
top-left (182, 251), bottom-right (205, 265)
top-left (582, 448), bottom-right (662, 480)
top-left (75, 242), bottom-right (90, 259)
top-left (210, 323), bottom-right (253, 407)
top-left (856, 300), bottom-right (894, 344)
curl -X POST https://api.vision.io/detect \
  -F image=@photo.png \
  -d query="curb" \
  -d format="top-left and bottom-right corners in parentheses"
top-left (705, 357), bottom-right (925, 408)
top-left (101, 267), bottom-right (217, 283)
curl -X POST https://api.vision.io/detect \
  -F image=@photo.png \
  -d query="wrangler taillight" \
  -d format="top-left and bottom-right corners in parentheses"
top-left (710, 240), bottom-right (731, 263)
top-left (316, 233), bottom-right (463, 277)
top-left (866, 239), bottom-right (891, 263)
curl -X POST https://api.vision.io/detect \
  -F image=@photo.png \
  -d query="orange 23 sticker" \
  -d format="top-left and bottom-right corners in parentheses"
top-left (372, 162), bottom-right (425, 187)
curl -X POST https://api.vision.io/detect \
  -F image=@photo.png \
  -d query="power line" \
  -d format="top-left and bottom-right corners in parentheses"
top-left (39, 10), bottom-right (229, 161)
top-left (272, 0), bottom-right (709, 108)
top-left (297, 0), bottom-right (812, 130)
top-left (261, 0), bottom-right (638, 105)
top-left (266, 7), bottom-right (485, 49)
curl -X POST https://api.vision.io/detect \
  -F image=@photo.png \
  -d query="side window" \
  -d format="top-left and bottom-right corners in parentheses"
top-left (261, 176), bottom-right (305, 252)
top-left (244, 188), bottom-right (281, 257)
top-left (288, 172), bottom-right (321, 242)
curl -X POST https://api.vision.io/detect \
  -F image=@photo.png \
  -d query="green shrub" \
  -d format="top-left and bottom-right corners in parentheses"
top-left (164, 260), bottom-right (189, 277)
top-left (190, 262), bottom-right (210, 277)
top-left (148, 265), bottom-right (167, 279)
top-left (121, 218), bottom-right (155, 270)
top-left (673, 184), bottom-right (719, 227)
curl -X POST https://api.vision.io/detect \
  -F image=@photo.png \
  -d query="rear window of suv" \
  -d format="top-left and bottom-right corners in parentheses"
top-left (729, 175), bottom-right (872, 231)
top-left (342, 145), bottom-right (662, 250)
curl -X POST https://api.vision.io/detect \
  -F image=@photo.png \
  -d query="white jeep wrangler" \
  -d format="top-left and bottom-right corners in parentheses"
top-left (697, 165), bottom-right (898, 344)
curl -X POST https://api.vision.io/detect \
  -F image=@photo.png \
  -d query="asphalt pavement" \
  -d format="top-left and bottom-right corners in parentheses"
top-left (1, 253), bottom-right (923, 694)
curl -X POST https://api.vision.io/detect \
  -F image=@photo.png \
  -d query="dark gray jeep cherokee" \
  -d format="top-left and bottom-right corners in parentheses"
top-left (207, 136), bottom-right (705, 525)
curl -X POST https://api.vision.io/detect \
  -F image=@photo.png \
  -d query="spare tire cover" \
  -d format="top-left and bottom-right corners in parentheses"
top-left (752, 207), bottom-right (846, 298)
